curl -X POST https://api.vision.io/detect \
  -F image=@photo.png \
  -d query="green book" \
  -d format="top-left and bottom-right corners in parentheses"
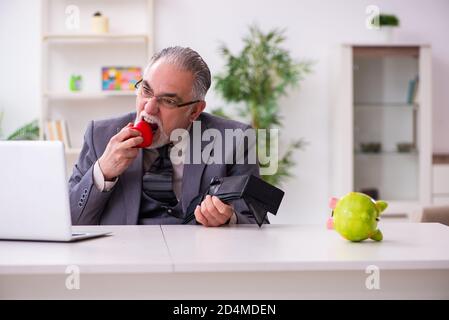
top-left (406, 79), bottom-right (416, 104)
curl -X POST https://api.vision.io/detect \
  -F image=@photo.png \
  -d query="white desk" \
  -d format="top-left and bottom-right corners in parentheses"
top-left (1, 223), bottom-right (449, 299)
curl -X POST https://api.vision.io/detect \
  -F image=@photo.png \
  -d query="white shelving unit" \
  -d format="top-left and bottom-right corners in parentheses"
top-left (331, 44), bottom-right (432, 221)
top-left (39, 0), bottom-right (154, 174)
top-left (44, 91), bottom-right (137, 99)
top-left (43, 33), bottom-right (149, 41)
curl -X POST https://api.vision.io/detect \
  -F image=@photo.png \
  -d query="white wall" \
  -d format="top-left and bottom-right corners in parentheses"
top-left (1, 0), bottom-right (448, 224)
top-left (0, 0), bottom-right (40, 138)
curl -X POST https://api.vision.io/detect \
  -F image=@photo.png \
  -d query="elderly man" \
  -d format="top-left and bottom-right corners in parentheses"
top-left (69, 46), bottom-right (264, 226)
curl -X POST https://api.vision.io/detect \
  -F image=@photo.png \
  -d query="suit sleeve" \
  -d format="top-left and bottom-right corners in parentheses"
top-left (227, 125), bottom-right (270, 225)
top-left (68, 121), bottom-right (115, 225)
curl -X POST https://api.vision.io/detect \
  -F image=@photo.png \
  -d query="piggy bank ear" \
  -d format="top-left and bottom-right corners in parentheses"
top-left (329, 197), bottom-right (339, 209)
top-left (326, 217), bottom-right (334, 230)
top-left (376, 200), bottom-right (388, 214)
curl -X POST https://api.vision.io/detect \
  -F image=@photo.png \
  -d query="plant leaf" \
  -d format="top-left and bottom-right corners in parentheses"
top-left (6, 120), bottom-right (40, 141)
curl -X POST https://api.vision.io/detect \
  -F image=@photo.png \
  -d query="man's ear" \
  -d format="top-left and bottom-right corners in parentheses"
top-left (189, 101), bottom-right (206, 122)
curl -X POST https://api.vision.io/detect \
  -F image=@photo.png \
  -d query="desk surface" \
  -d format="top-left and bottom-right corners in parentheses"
top-left (1, 223), bottom-right (449, 274)
top-left (0, 226), bottom-right (171, 274)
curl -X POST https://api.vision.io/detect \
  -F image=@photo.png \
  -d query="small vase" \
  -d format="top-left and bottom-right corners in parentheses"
top-left (69, 75), bottom-right (82, 91)
top-left (92, 13), bottom-right (109, 34)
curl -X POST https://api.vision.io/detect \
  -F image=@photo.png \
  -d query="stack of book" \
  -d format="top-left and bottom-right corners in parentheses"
top-left (45, 119), bottom-right (71, 148)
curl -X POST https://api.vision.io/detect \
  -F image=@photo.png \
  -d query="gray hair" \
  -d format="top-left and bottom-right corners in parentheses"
top-left (144, 46), bottom-right (211, 100)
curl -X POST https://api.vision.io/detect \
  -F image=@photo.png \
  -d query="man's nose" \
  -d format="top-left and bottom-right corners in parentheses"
top-left (143, 97), bottom-right (159, 115)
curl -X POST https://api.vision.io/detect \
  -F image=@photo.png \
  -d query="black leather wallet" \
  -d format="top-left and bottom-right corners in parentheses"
top-left (183, 174), bottom-right (284, 227)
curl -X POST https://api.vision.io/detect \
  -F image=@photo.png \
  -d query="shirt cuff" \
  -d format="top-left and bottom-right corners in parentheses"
top-left (93, 161), bottom-right (118, 192)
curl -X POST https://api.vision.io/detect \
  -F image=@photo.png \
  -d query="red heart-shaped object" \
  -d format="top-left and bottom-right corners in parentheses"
top-left (132, 120), bottom-right (153, 148)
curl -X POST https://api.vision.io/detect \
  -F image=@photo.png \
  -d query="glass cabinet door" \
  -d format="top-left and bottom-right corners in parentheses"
top-left (352, 47), bottom-right (420, 201)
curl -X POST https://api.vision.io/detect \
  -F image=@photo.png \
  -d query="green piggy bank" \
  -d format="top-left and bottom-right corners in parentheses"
top-left (327, 192), bottom-right (387, 242)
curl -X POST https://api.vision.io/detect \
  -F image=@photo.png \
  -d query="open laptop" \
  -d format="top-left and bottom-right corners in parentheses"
top-left (0, 140), bottom-right (110, 242)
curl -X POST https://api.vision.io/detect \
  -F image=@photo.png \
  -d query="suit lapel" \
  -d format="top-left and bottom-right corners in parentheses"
top-left (181, 114), bottom-right (217, 213)
top-left (181, 164), bottom-right (206, 213)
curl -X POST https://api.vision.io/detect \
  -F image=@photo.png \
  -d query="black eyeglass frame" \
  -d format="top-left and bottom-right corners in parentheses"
top-left (134, 79), bottom-right (201, 108)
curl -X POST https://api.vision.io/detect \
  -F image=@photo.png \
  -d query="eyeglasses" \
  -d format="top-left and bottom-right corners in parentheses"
top-left (134, 79), bottom-right (201, 108)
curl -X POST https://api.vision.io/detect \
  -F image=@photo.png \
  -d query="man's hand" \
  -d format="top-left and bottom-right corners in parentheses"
top-left (98, 123), bottom-right (143, 180)
top-left (195, 195), bottom-right (234, 227)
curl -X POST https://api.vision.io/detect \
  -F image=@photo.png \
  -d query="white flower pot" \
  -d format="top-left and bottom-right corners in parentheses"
top-left (381, 26), bottom-right (396, 42)
top-left (371, 26), bottom-right (397, 43)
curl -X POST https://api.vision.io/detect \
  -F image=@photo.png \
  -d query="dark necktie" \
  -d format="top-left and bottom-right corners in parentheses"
top-left (142, 144), bottom-right (178, 206)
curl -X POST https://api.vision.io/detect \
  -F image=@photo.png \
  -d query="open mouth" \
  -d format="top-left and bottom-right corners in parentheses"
top-left (149, 122), bottom-right (158, 133)
top-left (142, 117), bottom-right (159, 133)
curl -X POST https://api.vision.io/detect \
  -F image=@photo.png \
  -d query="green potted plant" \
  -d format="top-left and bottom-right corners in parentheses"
top-left (370, 13), bottom-right (400, 42)
top-left (213, 25), bottom-right (312, 186)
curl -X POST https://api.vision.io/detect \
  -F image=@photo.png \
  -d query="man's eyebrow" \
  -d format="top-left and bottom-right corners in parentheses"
top-left (142, 80), bottom-right (152, 89)
top-left (142, 80), bottom-right (180, 99)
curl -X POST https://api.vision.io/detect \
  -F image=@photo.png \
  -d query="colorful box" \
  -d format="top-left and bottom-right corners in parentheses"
top-left (102, 67), bottom-right (142, 91)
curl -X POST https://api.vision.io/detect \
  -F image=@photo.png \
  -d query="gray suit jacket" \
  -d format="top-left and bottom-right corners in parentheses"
top-left (69, 112), bottom-right (265, 225)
